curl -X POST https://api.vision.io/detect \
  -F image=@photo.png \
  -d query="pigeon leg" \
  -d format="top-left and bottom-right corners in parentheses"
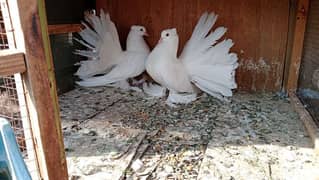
top-left (143, 83), bottom-right (167, 97)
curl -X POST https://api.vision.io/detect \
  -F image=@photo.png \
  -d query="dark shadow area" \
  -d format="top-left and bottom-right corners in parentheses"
top-left (298, 0), bottom-right (319, 126)
top-left (49, 34), bottom-right (83, 94)
top-left (45, 0), bottom-right (95, 25)
top-left (297, 90), bottom-right (319, 126)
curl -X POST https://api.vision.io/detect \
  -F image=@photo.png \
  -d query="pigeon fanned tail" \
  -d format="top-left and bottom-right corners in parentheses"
top-left (180, 12), bottom-right (238, 98)
top-left (75, 10), bottom-right (123, 79)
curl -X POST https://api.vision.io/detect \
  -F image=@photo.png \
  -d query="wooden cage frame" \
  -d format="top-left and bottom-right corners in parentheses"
top-left (0, 0), bottom-right (68, 179)
top-left (0, 0), bottom-right (318, 179)
top-left (284, 0), bottom-right (319, 154)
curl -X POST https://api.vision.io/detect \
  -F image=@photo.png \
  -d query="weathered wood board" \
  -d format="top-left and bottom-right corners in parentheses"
top-left (0, 50), bottom-right (25, 76)
top-left (96, 0), bottom-right (290, 92)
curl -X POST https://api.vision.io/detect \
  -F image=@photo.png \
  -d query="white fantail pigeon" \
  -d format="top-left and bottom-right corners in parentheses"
top-left (145, 12), bottom-right (238, 105)
top-left (75, 10), bottom-right (150, 89)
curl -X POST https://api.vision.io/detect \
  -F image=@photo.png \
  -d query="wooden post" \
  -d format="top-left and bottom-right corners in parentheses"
top-left (286, 0), bottom-right (310, 91)
top-left (8, 0), bottom-right (68, 179)
top-left (1, 0), bottom-right (41, 178)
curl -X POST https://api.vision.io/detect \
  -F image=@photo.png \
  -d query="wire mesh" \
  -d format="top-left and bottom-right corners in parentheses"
top-left (0, 76), bottom-right (25, 150)
top-left (0, 75), bottom-right (42, 179)
top-left (0, 0), bottom-right (41, 179)
top-left (0, 4), bottom-right (9, 49)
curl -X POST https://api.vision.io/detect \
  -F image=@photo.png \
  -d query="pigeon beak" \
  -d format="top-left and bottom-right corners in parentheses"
top-left (144, 32), bottom-right (149, 37)
top-left (158, 38), bottom-right (163, 43)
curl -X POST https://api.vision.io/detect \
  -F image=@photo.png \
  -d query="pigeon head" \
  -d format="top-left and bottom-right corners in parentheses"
top-left (131, 25), bottom-right (149, 36)
top-left (159, 28), bottom-right (178, 43)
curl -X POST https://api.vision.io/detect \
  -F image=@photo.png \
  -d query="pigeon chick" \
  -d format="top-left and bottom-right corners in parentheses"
top-left (75, 10), bottom-right (150, 90)
top-left (145, 12), bottom-right (238, 105)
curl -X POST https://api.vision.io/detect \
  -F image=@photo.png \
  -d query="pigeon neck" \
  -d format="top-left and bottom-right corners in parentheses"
top-left (126, 32), bottom-right (149, 53)
top-left (159, 36), bottom-right (179, 57)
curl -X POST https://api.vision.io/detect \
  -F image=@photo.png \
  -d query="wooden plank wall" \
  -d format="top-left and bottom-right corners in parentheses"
top-left (299, 0), bottom-right (319, 91)
top-left (297, 0), bottom-right (319, 124)
top-left (96, 0), bottom-right (290, 92)
top-left (286, 0), bottom-right (310, 91)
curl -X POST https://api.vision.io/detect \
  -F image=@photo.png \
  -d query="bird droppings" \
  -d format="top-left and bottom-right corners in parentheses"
top-left (238, 58), bottom-right (282, 91)
top-left (59, 86), bottom-right (319, 180)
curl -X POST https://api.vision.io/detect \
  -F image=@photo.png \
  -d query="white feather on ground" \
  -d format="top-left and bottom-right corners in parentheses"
top-left (145, 12), bottom-right (238, 105)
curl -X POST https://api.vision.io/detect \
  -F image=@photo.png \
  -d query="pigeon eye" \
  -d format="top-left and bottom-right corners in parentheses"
top-left (140, 28), bottom-right (144, 32)
top-left (166, 33), bottom-right (169, 37)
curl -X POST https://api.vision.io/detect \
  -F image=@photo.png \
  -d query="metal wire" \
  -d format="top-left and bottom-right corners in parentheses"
top-left (0, 7), bottom-right (9, 49)
top-left (0, 76), bottom-right (26, 151)
top-left (0, 0), bottom-right (25, 151)
top-left (0, 1), bottom-right (41, 179)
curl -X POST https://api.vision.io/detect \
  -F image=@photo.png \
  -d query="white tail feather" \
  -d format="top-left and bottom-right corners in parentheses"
top-left (181, 12), bottom-right (220, 62)
top-left (180, 12), bottom-right (238, 98)
top-left (74, 50), bottom-right (98, 59)
top-left (192, 76), bottom-right (233, 97)
top-left (75, 9), bottom-right (123, 79)
top-left (189, 65), bottom-right (237, 89)
top-left (76, 74), bottom-right (123, 87)
top-left (79, 28), bottom-right (99, 46)
top-left (74, 37), bottom-right (95, 50)
top-left (203, 27), bottom-right (227, 48)
top-left (74, 60), bottom-right (110, 79)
